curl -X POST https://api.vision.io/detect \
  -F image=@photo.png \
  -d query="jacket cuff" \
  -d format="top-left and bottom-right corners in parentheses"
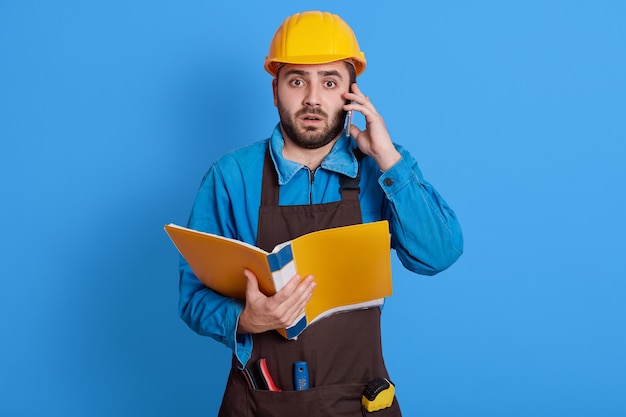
top-left (232, 306), bottom-right (252, 369)
top-left (378, 157), bottom-right (418, 196)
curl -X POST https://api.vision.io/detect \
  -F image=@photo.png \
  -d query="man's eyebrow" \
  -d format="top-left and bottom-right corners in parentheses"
top-left (283, 69), bottom-right (344, 79)
top-left (284, 69), bottom-right (309, 77)
top-left (318, 70), bottom-right (343, 79)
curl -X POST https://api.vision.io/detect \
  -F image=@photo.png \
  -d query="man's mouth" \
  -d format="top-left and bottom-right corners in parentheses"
top-left (296, 107), bottom-right (327, 124)
top-left (299, 111), bottom-right (327, 129)
top-left (301, 114), bottom-right (322, 122)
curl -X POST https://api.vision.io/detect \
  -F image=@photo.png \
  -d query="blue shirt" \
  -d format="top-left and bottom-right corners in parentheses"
top-left (179, 124), bottom-right (463, 366)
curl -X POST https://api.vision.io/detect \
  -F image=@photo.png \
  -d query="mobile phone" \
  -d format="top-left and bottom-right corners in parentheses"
top-left (345, 84), bottom-right (354, 139)
top-left (345, 109), bottom-right (353, 139)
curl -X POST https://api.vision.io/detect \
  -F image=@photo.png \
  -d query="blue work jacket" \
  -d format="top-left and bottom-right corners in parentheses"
top-left (179, 124), bottom-right (463, 366)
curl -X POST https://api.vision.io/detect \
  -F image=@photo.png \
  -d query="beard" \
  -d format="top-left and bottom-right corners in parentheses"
top-left (277, 101), bottom-right (347, 150)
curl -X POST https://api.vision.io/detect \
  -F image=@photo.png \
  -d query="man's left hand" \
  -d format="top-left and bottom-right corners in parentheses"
top-left (343, 83), bottom-right (402, 171)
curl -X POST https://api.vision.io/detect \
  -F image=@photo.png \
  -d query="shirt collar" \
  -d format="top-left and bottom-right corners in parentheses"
top-left (269, 124), bottom-right (359, 185)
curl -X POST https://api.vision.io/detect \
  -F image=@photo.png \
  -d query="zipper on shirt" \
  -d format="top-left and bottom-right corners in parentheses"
top-left (308, 167), bottom-right (316, 204)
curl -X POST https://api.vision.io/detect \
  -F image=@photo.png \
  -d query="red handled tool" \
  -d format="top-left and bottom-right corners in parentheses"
top-left (255, 358), bottom-right (282, 392)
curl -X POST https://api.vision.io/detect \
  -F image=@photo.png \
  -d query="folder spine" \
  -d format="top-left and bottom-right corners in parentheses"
top-left (267, 245), bottom-right (294, 272)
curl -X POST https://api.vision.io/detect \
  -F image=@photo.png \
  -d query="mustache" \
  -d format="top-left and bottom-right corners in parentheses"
top-left (295, 107), bottom-right (329, 118)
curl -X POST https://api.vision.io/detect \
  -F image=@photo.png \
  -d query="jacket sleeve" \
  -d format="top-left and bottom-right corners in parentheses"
top-left (378, 145), bottom-right (464, 275)
top-left (177, 163), bottom-right (253, 368)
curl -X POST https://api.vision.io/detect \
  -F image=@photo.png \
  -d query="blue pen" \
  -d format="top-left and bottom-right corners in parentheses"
top-left (294, 361), bottom-right (309, 390)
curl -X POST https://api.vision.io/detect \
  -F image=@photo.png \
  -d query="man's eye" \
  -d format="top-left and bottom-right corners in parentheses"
top-left (290, 79), bottom-right (304, 87)
top-left (325, 81), bottom-right (337, 88)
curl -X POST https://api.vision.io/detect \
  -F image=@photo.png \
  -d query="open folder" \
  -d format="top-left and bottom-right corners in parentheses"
top-left (164, 220), bottom-right (393, 339)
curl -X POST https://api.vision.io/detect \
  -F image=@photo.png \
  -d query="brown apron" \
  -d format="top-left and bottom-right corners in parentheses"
top-left (218, 149), bottom-right (401, 416)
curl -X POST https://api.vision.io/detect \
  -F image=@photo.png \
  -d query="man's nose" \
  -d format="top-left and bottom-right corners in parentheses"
top-left (303, 84), bottom-right (321, 107)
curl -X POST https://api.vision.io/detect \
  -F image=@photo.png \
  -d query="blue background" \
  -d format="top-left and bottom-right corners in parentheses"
top-left (1, 1), bottom-right (624, 416)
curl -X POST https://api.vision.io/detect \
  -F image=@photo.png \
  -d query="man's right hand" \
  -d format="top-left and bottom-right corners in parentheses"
top-left (237, 269), bottom-right (316, 334)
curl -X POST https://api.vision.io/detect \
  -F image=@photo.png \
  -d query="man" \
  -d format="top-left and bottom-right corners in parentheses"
top-left (178, 11), bottom-right (463, 416)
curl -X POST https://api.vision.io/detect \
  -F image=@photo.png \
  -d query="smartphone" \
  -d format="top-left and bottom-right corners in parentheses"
top-left (345, 109), bottom-right (353, 139)
top-left (345, 84), bottom-right (354, 139)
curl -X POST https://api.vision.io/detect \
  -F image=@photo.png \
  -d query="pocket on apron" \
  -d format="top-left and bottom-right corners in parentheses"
top-left (249, 383), bottom-right (361, 417)
top-left (248, 383), bottom-right (402, 417)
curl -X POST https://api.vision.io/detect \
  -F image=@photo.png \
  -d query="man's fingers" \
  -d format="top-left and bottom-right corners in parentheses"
top-left (274, 275), bottom-right (315, 317)
top-left (243, 269), bottom-right (262, 299)
top-left (240, 271), bottom-right (315, 332)
top-left (274, 274), bottom-right (311, 300)
top-left (285, 280), bottom-right (315, 322)
top-left (243, 268), bottom-right (257, 285)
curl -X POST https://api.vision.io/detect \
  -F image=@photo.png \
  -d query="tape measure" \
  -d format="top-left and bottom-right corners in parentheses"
top-left (361, 378), bottom-right (395, 413)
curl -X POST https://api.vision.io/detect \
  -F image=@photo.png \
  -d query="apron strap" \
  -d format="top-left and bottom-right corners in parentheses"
top-left (260, 147), bottom-right (279, 207)
top-left (339, 148), bottom-right (365, 201)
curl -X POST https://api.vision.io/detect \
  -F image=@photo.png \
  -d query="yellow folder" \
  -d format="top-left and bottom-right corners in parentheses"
top-left (165, 221), bottom-right (393, 339)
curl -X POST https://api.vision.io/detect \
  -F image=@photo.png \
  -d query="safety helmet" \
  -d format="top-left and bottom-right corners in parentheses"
top-left (264, 11), bottom-right (366, 77)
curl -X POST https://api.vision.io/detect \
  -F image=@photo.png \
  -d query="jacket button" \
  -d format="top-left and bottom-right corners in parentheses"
top-left (384, 178), bottom-right (394, 186)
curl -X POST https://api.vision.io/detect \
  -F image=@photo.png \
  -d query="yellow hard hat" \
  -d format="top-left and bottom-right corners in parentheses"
top-left (264, 11), bottom-right (366, 77)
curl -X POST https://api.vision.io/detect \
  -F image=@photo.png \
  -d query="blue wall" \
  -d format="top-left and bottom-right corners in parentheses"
top-left (1, 1), bottom-right (625, 416)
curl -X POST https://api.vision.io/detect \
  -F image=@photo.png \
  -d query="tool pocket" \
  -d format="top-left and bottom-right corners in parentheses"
top-left (249, 383), bottom-right (364, 417)
top-left (248, 383), bottom-right (402, 416)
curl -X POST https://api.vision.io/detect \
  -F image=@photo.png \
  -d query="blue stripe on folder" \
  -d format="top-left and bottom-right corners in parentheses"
top-left (285, 316), bottom-right (307, 340)
top-left (267, 245), bottom-right (294, 272)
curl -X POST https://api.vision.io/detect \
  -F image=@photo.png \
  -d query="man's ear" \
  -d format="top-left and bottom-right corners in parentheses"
top-left (272, 78), bottom-right (278, 107)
